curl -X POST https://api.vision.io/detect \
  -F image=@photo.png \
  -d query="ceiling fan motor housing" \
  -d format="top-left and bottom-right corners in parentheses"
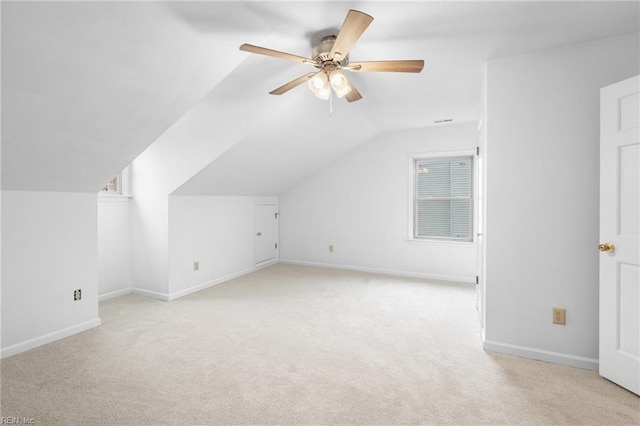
top-left (312, 35), bottom-right (349, 66)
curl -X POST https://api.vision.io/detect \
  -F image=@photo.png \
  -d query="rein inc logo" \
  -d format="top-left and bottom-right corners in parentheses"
top-left (1, 418), bottom-right (35, 425)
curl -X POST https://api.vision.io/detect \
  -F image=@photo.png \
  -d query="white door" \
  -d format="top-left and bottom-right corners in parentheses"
top-left (599, 75), bottom-right (640, 395)
top-left (255, 203), bottom-right (278, 264)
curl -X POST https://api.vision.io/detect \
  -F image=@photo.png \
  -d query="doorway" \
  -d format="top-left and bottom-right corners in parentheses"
top-left (255, 203), bottom-right (278, 265)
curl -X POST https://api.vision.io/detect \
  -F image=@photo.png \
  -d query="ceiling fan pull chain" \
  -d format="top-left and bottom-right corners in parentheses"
top-left (329, 88), bottom-right (333, 117)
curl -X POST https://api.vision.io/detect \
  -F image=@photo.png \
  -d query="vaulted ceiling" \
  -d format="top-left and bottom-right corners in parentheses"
top-left (2, 1), bottom-right (638, 194)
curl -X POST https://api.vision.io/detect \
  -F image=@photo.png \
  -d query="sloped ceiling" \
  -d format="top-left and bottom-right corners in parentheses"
top-left (2, 1), bottom-right (639, 194)
top-left (1, 2), bottom-right (258, 192)
top-left (173, 87), bottom-right (381, 196)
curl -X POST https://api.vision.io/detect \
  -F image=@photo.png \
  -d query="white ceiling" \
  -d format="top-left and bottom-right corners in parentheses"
top-left (2, 1), bottom-right (639, 194)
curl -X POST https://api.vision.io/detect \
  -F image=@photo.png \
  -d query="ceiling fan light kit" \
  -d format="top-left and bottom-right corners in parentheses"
top-left (308, 72), bottom-right (331, 100)
top-left (239, 9), bottom-right (424, 103)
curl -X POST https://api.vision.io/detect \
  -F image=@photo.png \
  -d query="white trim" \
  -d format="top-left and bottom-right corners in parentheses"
top-left (483, 339), bottom-right (598, 371)
top-left (256, 259), bottom-right (278, 269)
top-left (131, 262), bottom-right (278, 302)
top-left (279, 259), bottom-right (475, 284)
top-left (166, 263), bottom-right (274, 301)
top-left (1, 318), bottom-right (102, 359)
top-left (256, 258), bottom-right (278, 268)
top-left (131, 287), bottom-right (170, 301)
top-left (98, 288), bottom-right (133, 301)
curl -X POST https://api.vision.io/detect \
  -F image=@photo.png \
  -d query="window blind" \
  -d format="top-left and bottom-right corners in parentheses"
top-left (415, 157), bottom-right (473, 241)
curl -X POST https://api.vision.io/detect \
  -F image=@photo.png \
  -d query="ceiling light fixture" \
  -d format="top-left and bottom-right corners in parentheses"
top-left (239, 9), bottom-right (425, 105)
top-left (307, 69), bottom-right (352, 101)
top-left (329, 70), bottom-right (351, 98)
top-left (307, 72), bottom-right (331, 100)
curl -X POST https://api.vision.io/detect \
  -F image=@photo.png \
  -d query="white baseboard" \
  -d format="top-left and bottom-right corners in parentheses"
top-left (167, 264), bottom-right (272, 301)
top-left (483, 339), bottom-right (598, 371)
top-left (131, 261), bottom-right (279, 302)
top-left (131, 287), bottom-right (170, 301)
top-left (279, 259), bottom-right (475, 284)
top-left (98, 287), bottom-right (132, 301)
top-left (1, 317), bottom-right (102, 359)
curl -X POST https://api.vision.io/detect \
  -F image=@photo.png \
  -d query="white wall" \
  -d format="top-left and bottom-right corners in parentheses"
top-left (280, 123), bottom-right (478, 282)
top-left (1, 2), bottom-right (246, 193)
top-left (1, 191), bottom-right (101, 357)
top-left (484, 33), bottom-right (640, 369)
top-left (130, 57), bottom-right (293, 298)
top-left (168, 195), bottom-right (278, 300)
top-left (98, 198), bottom-right (132, 299)
top-left (130, 167), bottom-right (170, 298)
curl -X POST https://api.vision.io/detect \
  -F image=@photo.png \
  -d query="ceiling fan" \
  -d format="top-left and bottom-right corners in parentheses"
top-left (239, 9), bottom-right (424, 103)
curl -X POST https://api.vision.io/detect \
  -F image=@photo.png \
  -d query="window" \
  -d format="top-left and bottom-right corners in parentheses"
top-left (99, 166), bottom-right (131, 198)
top-left (100, 175), bottom-right (121, 194)
top-left (413, 155), bottom-right (473, 241)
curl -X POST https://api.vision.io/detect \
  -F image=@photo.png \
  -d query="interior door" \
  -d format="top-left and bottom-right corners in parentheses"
top-left (255, 203), bottom-right (278, 264)
top-left (599, 75), bottom-right (640, 395)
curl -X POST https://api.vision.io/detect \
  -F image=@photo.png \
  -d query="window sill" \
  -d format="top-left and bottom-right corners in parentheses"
top-left (98, 194), bottom-right (132, 203)
top-left (406, 238), bottom-right (476, 248)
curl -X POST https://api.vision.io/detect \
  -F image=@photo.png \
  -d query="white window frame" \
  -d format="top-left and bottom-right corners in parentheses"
top-left (407, 150), bottom-right (476, 246)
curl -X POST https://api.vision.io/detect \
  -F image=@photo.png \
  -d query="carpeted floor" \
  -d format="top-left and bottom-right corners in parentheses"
top-left (1, 264), bottom-right (638, 425)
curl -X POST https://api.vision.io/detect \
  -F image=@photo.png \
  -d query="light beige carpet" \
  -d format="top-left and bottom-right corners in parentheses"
top-left (1, 264), bottom-right (638, 425)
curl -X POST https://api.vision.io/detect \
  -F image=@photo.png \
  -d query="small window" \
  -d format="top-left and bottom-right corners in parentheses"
top-left (100, 175), bottom-right (121, 195)
top-left (99, 166), bottom-right (131, 197)
top-left (414, 156), bottom-right (473, 241)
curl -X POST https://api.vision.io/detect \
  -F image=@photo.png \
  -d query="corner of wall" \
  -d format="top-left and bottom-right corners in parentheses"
top-left (1, 191), bottom-right (101, 358)
top-left (483, 339), bottom-right (599, 371)
top-left (483, 33), bottom-right (639, 366)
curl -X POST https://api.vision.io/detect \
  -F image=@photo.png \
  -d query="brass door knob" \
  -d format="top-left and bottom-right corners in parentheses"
top-left (598, 242), bottom-right (615, 253)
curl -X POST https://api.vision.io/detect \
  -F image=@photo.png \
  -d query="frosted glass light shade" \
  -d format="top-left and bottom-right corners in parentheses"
top-left (316, 87), bottom-right (331, 100)
top-left (329, 71), bottom-right (351, 98)
top-left (308, 73), bottom-right (330, 99)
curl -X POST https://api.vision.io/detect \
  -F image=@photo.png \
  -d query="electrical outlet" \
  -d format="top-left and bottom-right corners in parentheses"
top-left (553, 307), bottom-right (566, 325)
top-left (73, 289), bottom-right (82, 301)
top-left (193, 261), bottom-right (199, 272)
top-left (329, 245), bottom-right (334, 253)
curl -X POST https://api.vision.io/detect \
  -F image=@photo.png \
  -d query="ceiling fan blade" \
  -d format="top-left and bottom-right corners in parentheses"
top-left (343, 75), bottom-right (363, 103)
top-left (269, 73), bottom-right (317, 95)
top-left (240, 43), bottom-right (316, 64)
top-left (329, 10), bottom-right (374, 61)
top-left (347, 60), bottom-right (425, 73)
